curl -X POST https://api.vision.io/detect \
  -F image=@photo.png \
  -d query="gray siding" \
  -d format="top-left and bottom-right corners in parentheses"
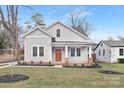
top-left (24, 29), bottom-right (52, 62)
top-left (46, 23), bottom-right (88, 42)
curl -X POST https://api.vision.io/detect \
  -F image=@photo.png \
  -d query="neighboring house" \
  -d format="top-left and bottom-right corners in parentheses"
top-left (95, 40), bottom-right (124, 63)
top-left (24, 21), bottom-right (92, 65)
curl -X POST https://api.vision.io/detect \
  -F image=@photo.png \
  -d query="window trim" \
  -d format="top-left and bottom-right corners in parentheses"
top-left (77, 48), bottom-right (81, 57)
top-left (56, 29), bottom-right (60, 37)
top-left (119, 48), bottom-right (124, 56)
top-left (39, 46), bottom-right (44, 57)
top-left (99, 50), bottom-right (101, 56)
top-left (70, 47), bottom-right (81, 57)
top-left (71, 48), bottom-right (75, 57)
top-left (31, 45), bottom-right (45, 58)
top-left (103, 49), bottom-right (105, 56)
top-left (32, 46), bottom-right (38, 58)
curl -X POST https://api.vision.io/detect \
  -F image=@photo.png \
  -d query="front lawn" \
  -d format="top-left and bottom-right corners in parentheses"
top-left (0, 62), bottom-right (124, 87)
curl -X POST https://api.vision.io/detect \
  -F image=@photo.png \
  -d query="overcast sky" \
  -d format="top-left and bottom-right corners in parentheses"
top-left (3, 5), bottom-right (124, 43)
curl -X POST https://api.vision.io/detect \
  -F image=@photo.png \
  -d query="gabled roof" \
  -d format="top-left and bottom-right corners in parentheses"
top-left (91, 43), bottom-right (97, 50)
top-left (45, 21), bottom-right (89, 40)
top-left (23, 26), bottom-right (54, 37)
top-left (95, 40), bottom-right (124, 50)
top-left (102, 40), bottom-right (124, 47)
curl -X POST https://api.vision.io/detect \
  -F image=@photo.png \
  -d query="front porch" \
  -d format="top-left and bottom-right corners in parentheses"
top-left (51, 42), bottom-right (93, 66)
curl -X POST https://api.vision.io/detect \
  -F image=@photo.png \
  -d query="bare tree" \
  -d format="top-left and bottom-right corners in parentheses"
top-left (67, 9), bottom-right (93, 37)
top-left (0, 5), bottom-right (19, 77)
top-left (107, 35), bottom-right (114, 41)
top-left (0, 5), bottom-right (19, 58)
top-left (117, 36), bottom-right (124, 41)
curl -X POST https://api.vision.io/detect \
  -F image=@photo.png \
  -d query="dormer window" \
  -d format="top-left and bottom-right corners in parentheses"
top-left (56, 29), bottom-right (60, 37)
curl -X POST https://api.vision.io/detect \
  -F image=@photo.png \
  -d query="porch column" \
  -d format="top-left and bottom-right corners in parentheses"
top-left (89, 46), bottom-right (92, 58)
top-left (49, 46), bottom-right (52, 61)
top-left (65, 45), bottom-right (68, 58)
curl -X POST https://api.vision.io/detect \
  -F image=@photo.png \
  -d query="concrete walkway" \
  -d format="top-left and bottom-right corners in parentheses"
top-left (0, 61), bottom-right (63, 68)
top-left (13, 65), bottom-right (55, 68)
top-left (0, 61), bottom-right (18, 69)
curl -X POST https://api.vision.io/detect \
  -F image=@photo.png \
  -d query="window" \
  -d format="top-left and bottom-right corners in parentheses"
top-left (32, 46), bottom-right (44, 57)
top-left (71, 48), bottom-right (75, 57)
top-left (119, 49), bottom-right (123, 56)
top-left (87, 47), bottom-right (89, 52)
top-left (101, 43), bottom-right (103, 47)
top-left (39, 47), bottom-right (44, 57)
top-left (99, 50), bottom-right (101, 56)
top-left (33, 47), bottom-right (37, 57)
top-left (71, 48), bottom-right (81, 57)
top-left (77, 48), bottom-right (81, 57)
top-left (56, 29), bottom-right (60, 37)
top-left (103, 49), bottom-right (105, 56)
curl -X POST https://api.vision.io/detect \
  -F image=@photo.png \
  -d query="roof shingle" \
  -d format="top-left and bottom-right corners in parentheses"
top-left (103, 40), bottom-right (124, 47)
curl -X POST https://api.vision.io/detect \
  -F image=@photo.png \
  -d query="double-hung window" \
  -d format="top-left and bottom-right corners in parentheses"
top-left (33, 46), bottom-right (37, 57)
top-left (99, 50), bottom-right (101, 56)
top-left (71, 48), bottom-right (81, 57)
top-left (71, 48), bottom-right (75, 57)
top-left (32, 46), bottom-right (44, 57)
top-left (77, 48), bottom-right (81, 57)
top-left (39, 47), bottom-right (44, 57)
top-left (103, 49), bottom-right (105, 56)
top-left (119, 49), bottom-right (124, 56)
top-left (56, 29), bottom-right (60, 37)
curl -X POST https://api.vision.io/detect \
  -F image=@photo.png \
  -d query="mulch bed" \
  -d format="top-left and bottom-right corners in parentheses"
top-left (0, 74), bottom-right (29, 83)
top-left (99, 70), bottom-right (124, 75)
top-left (86, 64), bottom-right (102, 68)
top-left (64, 64), bottom-right (102, 68)
top-left (18, 64), bottom-right (54, 66)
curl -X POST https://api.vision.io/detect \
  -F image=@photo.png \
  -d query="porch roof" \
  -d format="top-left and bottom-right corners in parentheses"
top-left (52, 41), bottom-right (92, 46)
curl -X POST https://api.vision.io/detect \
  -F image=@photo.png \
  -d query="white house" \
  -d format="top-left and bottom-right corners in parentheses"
top-left (24, 21), bottom-right (92, 65)
top-left (95, 40), bottom-right (124, 63)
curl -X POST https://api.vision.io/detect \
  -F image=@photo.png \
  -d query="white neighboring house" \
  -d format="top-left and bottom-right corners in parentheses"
top-left (24, 21), bottom-right (92, 64)
top-left (95, 40), bottom-right (124, 63)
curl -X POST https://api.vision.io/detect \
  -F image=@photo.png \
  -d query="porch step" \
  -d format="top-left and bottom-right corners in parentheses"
top-left (54, 65), bottom-right (63, 68)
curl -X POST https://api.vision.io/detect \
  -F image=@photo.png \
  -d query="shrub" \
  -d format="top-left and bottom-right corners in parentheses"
top-left (118, 58), bottom-right (124, 63)
top-left (18, 61), bottom-right (22, 65)
top-left (65, 62), bottom-right (68, 66)
top-left (39, 61), bottom-right (42, 65)
top-left (82, 64), bottom-right (84, 67)
top-left (49, 61), bottom-right (51, 65)
top-left (22, 61), bottom-right (27, 65)
top-left (74, 64), bottom-right (77, 67)
top-left (31, 61), bottom-right (34, 65)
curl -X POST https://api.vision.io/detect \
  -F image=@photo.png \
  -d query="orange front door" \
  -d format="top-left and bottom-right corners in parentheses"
top-left (55, 49), bottom-right (61, 61)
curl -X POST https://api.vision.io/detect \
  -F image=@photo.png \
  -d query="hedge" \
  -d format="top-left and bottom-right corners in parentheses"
top-left (118, 58), bottom-right (124, 63)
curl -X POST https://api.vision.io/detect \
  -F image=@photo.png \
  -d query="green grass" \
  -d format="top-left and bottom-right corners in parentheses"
top-left (0, 62), bottom-right (124, 87)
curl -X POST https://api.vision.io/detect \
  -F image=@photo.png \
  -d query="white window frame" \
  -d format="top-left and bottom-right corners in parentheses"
top-left (56, 29), bottom-right (60, 37)
top-left (39, 46), bottom-right (45, 57)
top-left (31, 45), bottom-right (45, 58)
top-left (99, 50), bottom-right (101, 56)
top-left (119, 48), bottom-right (124, 56)
top-left (103, 49), bottom-right (105, 56)
top-left (77, 48), bottom-right (81, 57)
top-left (32, 46), bottom-right (38, 58)
top-left (71, 48), bottom-right (75, 57)
top-left (70, 47), bottom-right (81, 57)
